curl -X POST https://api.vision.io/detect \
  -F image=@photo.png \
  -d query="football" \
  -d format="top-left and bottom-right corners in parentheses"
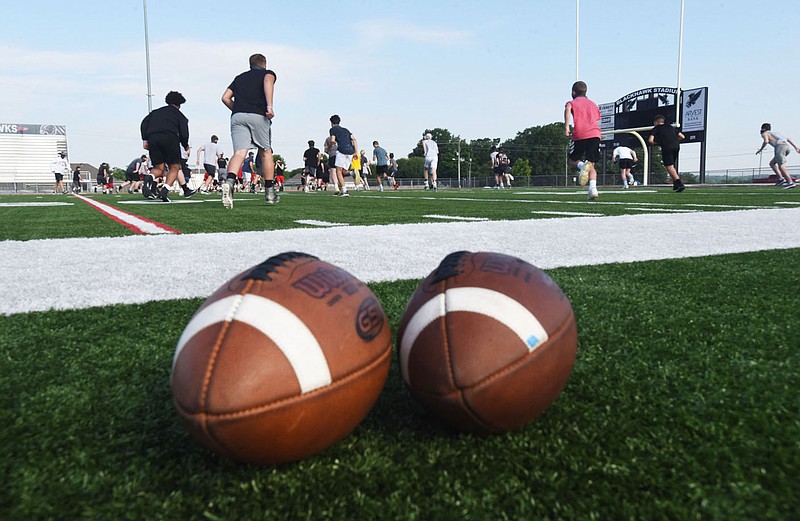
top-left (397, 251), bottom-right (577, 434)
top-left (171, 252), bottom-right (392, 465)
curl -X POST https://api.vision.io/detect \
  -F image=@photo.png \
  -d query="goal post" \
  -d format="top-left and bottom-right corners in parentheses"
top-left (601, 126), bottom-right (652, 186)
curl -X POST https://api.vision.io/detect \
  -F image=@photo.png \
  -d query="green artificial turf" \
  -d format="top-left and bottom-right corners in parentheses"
top-left (0, 185), bottom-right (796, 241)
top-left (1, 249), bottom-right (798, 520)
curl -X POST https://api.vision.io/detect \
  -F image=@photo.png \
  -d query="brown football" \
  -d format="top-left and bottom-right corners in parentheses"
top-left (397, 251), bottom-right (577, 434)
top-left (171, 252), bottom-right (392, 465)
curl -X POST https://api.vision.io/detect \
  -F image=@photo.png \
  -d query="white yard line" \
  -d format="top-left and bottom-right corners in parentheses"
top-left (423, 215), bottom-right (489, 221)
top-left (1, 207), bottom-right (799, 315)
top-left (295, 219), bottom-right (349, 227)
top-left (531, 211), bottom-right (601, 217)
top-left (0, 202), bottom-right (74, 207)
top-left (73, 194), bottom-right (179, 235)
top-left (624, 207), bottom-right (698, 213)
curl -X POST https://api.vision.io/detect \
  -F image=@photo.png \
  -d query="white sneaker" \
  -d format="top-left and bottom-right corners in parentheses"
top-left (578, 162), bottom-right (591, 186)
top-left (266, 186), bottom-right (280, 204)
top-left (588, 189), bottom-right (599, 200)
top-left (222, 181), bottom-right (233, 209)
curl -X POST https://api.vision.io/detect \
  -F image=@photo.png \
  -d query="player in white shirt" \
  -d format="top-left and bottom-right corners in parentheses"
top-left (51, 151), bottom-right (69, 194)
top-left (612, 145), bottom-right (638, 189)
top-left (756, 123), bottom-right (800, 189)
top-left (422, 133), bottom-right (439, 190)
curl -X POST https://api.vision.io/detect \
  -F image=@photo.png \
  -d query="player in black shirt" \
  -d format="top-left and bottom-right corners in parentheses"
top-left (140, 91), bottom-right (197, 202)
top-left (648, 115), bottom-right (686, 192)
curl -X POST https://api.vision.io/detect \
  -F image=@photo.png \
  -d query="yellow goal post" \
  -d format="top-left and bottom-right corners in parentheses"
top-left (601, 126), bottom-right (653, 186)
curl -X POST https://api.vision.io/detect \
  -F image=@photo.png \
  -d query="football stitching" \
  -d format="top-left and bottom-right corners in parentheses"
top-left (188, 340), bottom-right (392, 421)
top-left (441, 262), bottom-right (494, 432)
top-left (466, 310), bottom-right (576, 395)
top-left (198, 279), bottom-right (253, 444)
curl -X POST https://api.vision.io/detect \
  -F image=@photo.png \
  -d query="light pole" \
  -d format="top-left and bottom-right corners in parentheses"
top-left (575, 0), bottom-right (580, 81)
top-left (143, 0), bottom-right (154, 112)
top-left (456, 141), bottom-right (462, 188)
top-left (676, 0), bottom-right (685, 127)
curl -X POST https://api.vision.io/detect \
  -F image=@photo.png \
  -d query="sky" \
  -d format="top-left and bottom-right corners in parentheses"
top-left (0, 0), bottom-right (797, 172)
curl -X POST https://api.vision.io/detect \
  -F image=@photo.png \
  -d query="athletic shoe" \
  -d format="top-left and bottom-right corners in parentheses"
top-left (146, 194), bottom-right (157, 200)
top-left (578, 162), bottom-right (590, 186)
top-left (266, 186), bottom-right (280, 204)
top-left (338, 190), bottom-right (350, 197)
top-left (159, 187), bottom-right (170, 203)
top-left (182, 188), bottom-right (197, 198)
top-left (774, 178), bottom-right (786, 186)
top-left (587, 189), bottom-right (599, 200)
top-left (675, 182), bottom-right (686, 193)
top-left (222, 182), bottom-right (233, 209)
top-left (783, 182), bottom-right (797, 190)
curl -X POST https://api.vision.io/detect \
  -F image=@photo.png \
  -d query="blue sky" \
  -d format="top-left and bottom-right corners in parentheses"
top-left (0, 0), bottom-right (797, 172)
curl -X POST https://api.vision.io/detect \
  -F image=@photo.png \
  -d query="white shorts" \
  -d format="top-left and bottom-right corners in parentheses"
top-left (335, 151), bottom-right (353, 170)
top-left (424, 157), bottom-right (438, 171)
top-left (242, 172), bottom-right (251, 183)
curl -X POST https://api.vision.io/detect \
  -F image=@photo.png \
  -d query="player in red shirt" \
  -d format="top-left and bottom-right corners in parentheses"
top-left (564, 81), bottom-right (601, 200)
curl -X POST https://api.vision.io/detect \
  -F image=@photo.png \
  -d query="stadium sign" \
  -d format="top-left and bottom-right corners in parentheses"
top-left (680, 87), bottom-right (708, 143)
top-left (600, 86), bottom-right (709, 180)
top-left (0, 123), bottom-right (67, 135)
top-left (614, 87), bottom-right (678, 131)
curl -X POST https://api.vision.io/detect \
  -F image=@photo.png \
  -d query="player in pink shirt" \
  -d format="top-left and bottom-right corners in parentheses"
top-left (564, 81), bottom-right (601, 200)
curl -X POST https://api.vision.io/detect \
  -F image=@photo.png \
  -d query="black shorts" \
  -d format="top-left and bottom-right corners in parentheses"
top-left (662, 148), bottom-right (679, 167)
top-left (54, 173), bottom-right (63, 181)
top-left (203, 163), bottom-right (217, 176)
top-left (327, 155), bottom-right (336, 168)
top-left (618, 158), bottom-right (634, 169)
top-left (376, 164), bottom-right (388, 175)
top-left (125, 170), bottom-right (138, 182)
top-left (147, 133), bottom-right (182, 166)
top-left (569, 137), bottom-right (601, 163)
top-left (181, 159), bottom-right (191, 178)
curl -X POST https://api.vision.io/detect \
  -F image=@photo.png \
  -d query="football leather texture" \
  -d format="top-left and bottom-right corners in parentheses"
top-left (171, 252), bottom-right (392, 465)
top-left (397, 251), bottom-right (577, 434)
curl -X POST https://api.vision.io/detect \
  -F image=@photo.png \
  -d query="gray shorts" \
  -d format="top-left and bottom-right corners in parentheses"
top-left (230, 112), bottom-right (272, 152)
top-left (774, 143), bottom-right (791, 165)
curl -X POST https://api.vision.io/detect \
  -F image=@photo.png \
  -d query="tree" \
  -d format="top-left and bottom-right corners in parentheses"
top-left (501, 122), bottom-right (569, 176)
top-left (468, 137), bottom-right (501, 178)
top-left (511, 158), bottom-right (532, 179)
top-left (396, 157), bottom-right (424, 179)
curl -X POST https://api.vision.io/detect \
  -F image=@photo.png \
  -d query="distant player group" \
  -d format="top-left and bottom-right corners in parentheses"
top-left (52, 56), bottom-right (800, 202)
top-left (564, 81), bottom-right (800, 199)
